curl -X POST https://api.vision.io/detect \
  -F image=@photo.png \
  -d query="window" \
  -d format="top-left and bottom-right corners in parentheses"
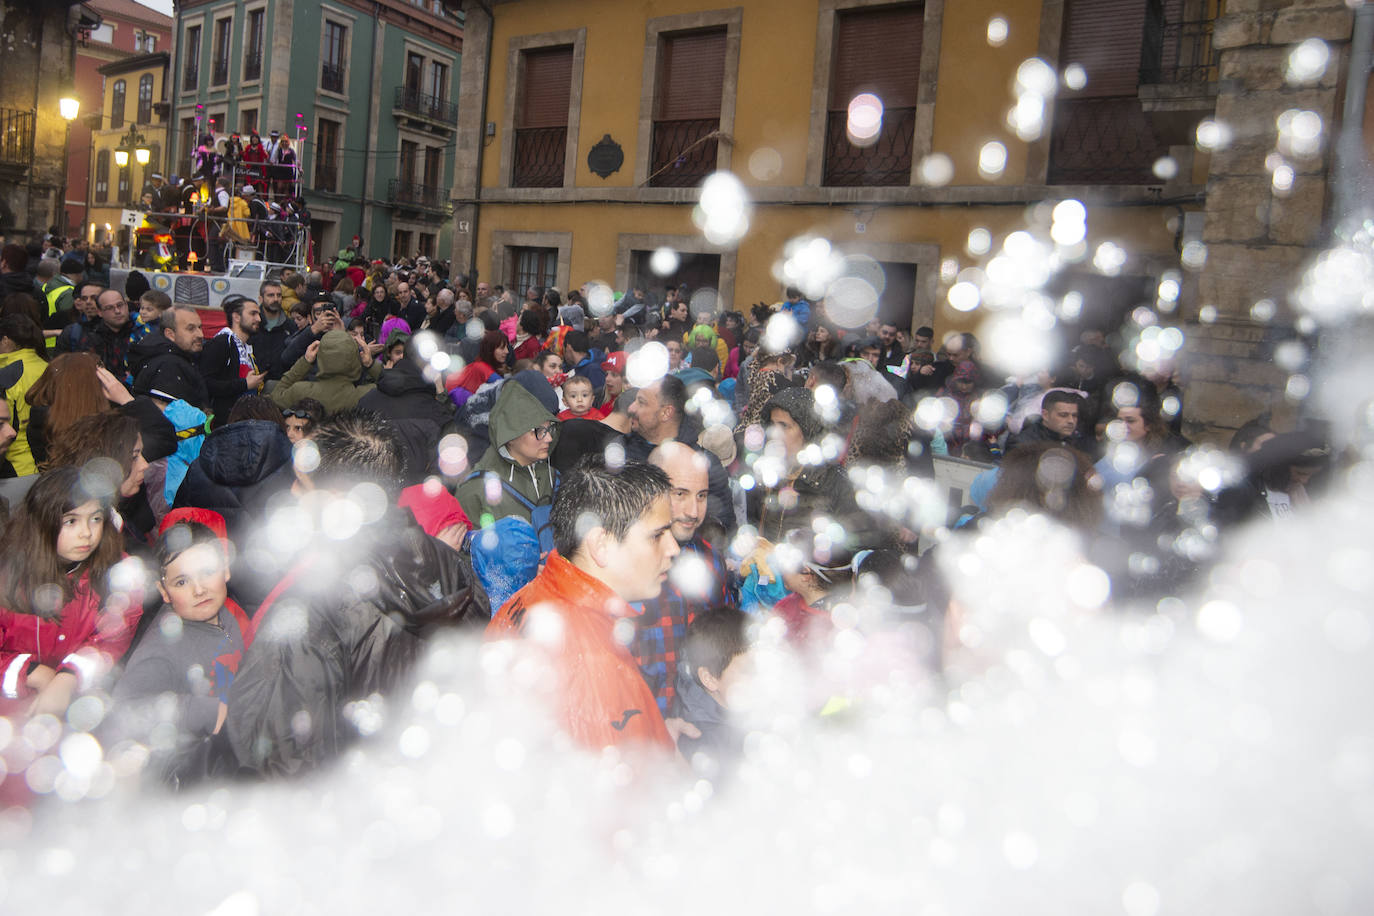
top-left (315, 118), bottom-right (340, 191)
top-left (649, 29), bottom-right (726, 188)
top-left (209, 112), bottom-right (226, 135)
top-left (117, 165), bottom-right (131, 203)
top-left (212, 18), bottom-right (231, 86)
top-left (323, 22), bottom-right (347, 93)
top-left (400, 139), bottom-right (418, 186)
top-left (406, 53), bottom-right (424, 92)
top-left (136, 75), bottom-right (154, 124)
top-left (424, 146), bottom-right (442, 189)
top-left (183, 25), bottom-right (201, 90)
top-left (135, 30), bottom-right (157, 53)
top-left (512, 46), bottom-right (572, 188)
top-left (148, 144), bottom-right (161, 178)
top-left (89, 23), bottom-right (113, 44)
top-left (241, 108), bottom-right (258, 135)
top-left (511, 247), bottom-right (558, 293)
top-left (245, 9), bottom-right (264, 81)
top-left (180, 116), bottom-right (196, 173)
top-left (393, 230), bottom-right (413, 259)
top-left (1049, 0), bottom-right (1167, 184)
top-left (95, 150), bottom-right (109, 202)
top-left (823, 4), bottom-right (922, 187)
top-left (418, 233), bottom-right (435, 258)
top-left (111, 80), bottom-right (126, 130)
top-left (429, 61), bottom-right (448, 103)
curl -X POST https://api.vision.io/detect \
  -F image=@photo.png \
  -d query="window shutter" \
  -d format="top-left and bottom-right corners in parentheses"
top-left (1060, 0), bottom-right (1148, 97)
top-left (655, 28), bottom-right (727, 121)
top-left (520, 46), bottom-right (573, 129)
top-left (830, 4), bottom-right (923, 111)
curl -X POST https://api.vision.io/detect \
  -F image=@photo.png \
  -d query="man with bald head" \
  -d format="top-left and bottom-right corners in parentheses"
top-left (628, 442), bottom-right (739, 714)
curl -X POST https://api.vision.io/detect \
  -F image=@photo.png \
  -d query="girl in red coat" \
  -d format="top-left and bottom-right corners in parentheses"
top-left (0, 466), bottom-right (144, 718)
top-left (240, 132), bottom-right (270, 193)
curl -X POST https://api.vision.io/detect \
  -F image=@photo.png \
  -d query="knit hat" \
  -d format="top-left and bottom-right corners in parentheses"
top-left (697, 423), bottom-right (737, 467)
top-left (158, 506), bottom-right (229, 540)
top-left (951, 360), bottom-right (979, 384)
top-left (764, 385), bottom-right (824, 442)
top-left (398, 482), bottom-right (472, 537)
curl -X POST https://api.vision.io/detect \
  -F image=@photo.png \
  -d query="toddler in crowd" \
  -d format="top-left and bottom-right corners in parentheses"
top-left (132, 289), bottom-right (172, 343)
top-left (673, 607), bottom-right (752, 765)
top-left (557, 374), bottom-right (599, 420)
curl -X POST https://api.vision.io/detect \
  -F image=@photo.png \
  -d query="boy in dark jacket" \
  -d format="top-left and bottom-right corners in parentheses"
top-left (673, 607), bottom-right (752, 766)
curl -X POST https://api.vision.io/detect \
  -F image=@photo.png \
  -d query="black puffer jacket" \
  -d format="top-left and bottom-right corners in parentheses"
top-left (356, 359), bottom-right (455, 485)
top-left (174, 419), bottom-right (294, 538)
top-left (130, 335), bottom-right (210, 410)
top-left (223, 506), bottom-right (487, 777)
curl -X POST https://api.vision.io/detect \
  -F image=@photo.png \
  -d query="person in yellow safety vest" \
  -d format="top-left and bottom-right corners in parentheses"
top-left (36, 258), bottom-right (82, 350)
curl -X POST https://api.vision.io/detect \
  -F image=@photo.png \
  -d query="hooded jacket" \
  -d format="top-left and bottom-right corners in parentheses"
top-left (455, 380), bottom-right (557, 527)
top-left (487, 551), bottom-right (674, 753)
top-left (271, 329), bottom-right (376, 415)
top-left (357, 358), bottom-right (456, 484)
top-left (173, 420), bottom-right (295, 550)
top-left (0, 347), bottom-right (47, 476)
top-left (224, 507), bottom-right (485, 777)
top-left (130, 335), bottom-right (210, 410)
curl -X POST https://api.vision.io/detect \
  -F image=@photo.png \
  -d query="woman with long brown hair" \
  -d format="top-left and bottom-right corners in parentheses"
top-left (47, 412), bottom-right (154, 544)
top-left (0, 465), bottom-right (143, 717)
top-left (24, 352), bottom-right (110, 466)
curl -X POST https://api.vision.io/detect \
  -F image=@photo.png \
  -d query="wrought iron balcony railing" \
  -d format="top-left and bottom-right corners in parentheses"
top-left (244, 50), bottom-right (262, 81)
top-left (648, 117), bottom-right (718, 188)
top-left (394, 86), bottom-right (458, 125)
top-left (212, 58), bottom-right (229, 86)
top-left (321, 64), bottom-right (345, 93)
top-left (388, 178), bottom-right (449, 211)
top-left (1048, 96), bottom-right (1168, 185)
top-left (0, 108), bottom-right (35, 170)
top-left (1140, 0), bottom-right (1221, 85)
top-left (822, 106), bottom-right (916, 187)
top-left (511, 126), bottom-right (567, 188)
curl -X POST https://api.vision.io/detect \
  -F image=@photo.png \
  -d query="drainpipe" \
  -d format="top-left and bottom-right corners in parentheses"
top-left (467, 0), bottom-right (493, 285)
top-left (358, 2), bottom-right (381, 249)
top-left (1335, 5), bottom-right (1374, 224)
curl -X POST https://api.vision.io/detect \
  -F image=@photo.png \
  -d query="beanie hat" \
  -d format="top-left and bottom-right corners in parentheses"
top-left (764, 385), bottom-right (824, 442)
top-left (158, 506), bottom-right (229, 540)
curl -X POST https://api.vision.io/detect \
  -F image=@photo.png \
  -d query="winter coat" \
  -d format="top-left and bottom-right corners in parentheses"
top-left (487, 551), bottom-right (674, 753)
top-left (0, 567), bottom-right (143, 710)
top-left (173, 420), bottom-right (294, 545)
top-left (130, 336), bottom-right (210, 410)
top-left (455, 381), bottom-right (557, 527)
top-left (248, 316), bottom-right (292, 381)
top-left (199, 329), bottom-right (257, 424)
top-left (224, 507), bottom-right (484, 777)
top-left (356, 359), bottom-right (456, 484)
top-left (86, 318), bottom-right (137, 382)
top-left (0, 347), bottom-right (47, 475)
top-left (271, 329), bottom-right (377, 415)
top-left (750, 462), bottom-right (860, 543)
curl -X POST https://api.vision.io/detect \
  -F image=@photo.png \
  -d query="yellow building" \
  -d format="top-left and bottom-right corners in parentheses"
top-left (89, 51), bottom-right (171, 247)
top-left (450, 0), bottom-right (1218, 342)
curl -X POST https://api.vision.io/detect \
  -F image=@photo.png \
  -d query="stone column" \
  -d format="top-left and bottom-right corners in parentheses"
top-left (1183, 0), bottom-right (1353, 442)
top-left (449, 0), bottom-right (492, 281)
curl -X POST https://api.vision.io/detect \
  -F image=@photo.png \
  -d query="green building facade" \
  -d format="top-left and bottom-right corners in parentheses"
top-left (169, 0), bottom-right (461, 264)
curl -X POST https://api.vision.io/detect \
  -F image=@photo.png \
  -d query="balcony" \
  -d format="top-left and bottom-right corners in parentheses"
top-left (321, 63), bottom-right (345, 94)
top-left (393, 86), bottom-right (458, 126)
top-left (822, 106), bottom-right (916, 187)
top-left (1048, 96), bottom-right (1168, 185)
top-left (183, 65), bottom-right (198, 91)
top-left (0, 108), bottom-right (35, 175)
top-left (648, 117), bottom-right (718, 188)
top-left (511, 126), bottom-right (566, 188)
top-left (388, 178), bottom-right (449, 213)
top-left (212, 58), bottom-right (229, 86)
top-left (1138, 0), bottom-right (1221, 141)
top-left (244, 49), bottom-right (262, 81)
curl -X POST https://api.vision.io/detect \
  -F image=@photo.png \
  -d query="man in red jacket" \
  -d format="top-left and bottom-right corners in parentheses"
top-left (487, 457), bottom-right (681, 752)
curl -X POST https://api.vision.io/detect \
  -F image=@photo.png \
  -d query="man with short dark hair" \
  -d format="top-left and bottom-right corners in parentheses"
top-left (55, 282), bottom-right (104, 353)
top-left (87, 288), bottom-right (138, 382)
top-left (562, 329), bottom-right (605, 394)
top-left (629, 443), bottom-right (738, 714)
top-left (0, 244), bottom-right (29, 297)
top-left (248, 280), bottom-right (290, 381)
top-left (877, 323), bottom-right (903, 371)
top-left (624, 375), bottom-right (734, 530)
top-left (223, 409), bottom-right (483, 777)
top-left (1006, 390), bottom-right (1093, 454)
top-left (487, 456), bottom-right (680, 752)
top-left (130, 304), bottom-right (210, 409)
top-left (200, 296), bottom-right (266, 425)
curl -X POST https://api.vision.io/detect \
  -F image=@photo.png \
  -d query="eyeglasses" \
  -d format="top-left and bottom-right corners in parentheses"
top-left (531, 422), bottom-right (557, 441)
top-left (98, 300), bottom-right (128, 312)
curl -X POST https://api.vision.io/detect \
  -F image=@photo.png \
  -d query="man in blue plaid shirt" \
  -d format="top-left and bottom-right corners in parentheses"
top-left (629, 443), bottom-right (739, 713)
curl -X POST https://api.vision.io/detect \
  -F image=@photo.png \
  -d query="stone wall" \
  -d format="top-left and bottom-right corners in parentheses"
top-left (1183, 0), bottom-right (1353, 442)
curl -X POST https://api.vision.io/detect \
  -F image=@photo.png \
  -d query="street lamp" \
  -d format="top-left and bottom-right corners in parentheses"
top-left (59, 95), bottom-right (80, 121)
top-left (114, 125), bottom-right (150, 168)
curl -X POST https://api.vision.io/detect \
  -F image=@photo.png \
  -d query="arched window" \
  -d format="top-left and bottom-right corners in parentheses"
top-left (136, 74), bottom-right (153, 124)
top-left (95, 150), bottom-right (109, 202)
top-left (111, 79), bottom-right (126, 129)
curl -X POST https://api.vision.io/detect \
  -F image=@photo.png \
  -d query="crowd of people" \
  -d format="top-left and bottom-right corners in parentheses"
top-left (0, 249), bottom-right (1336, 800)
